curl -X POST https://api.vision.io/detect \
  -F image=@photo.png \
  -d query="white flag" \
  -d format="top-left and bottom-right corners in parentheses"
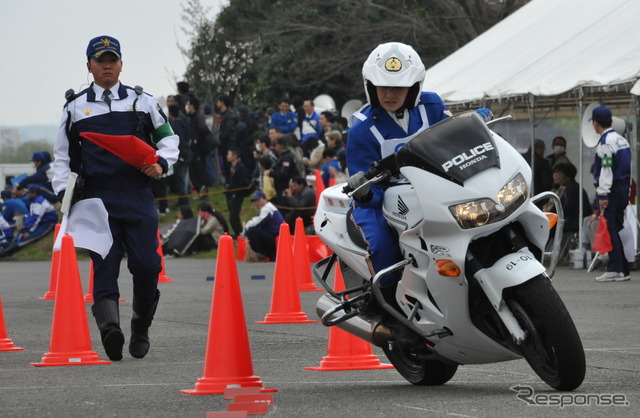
top-left (53, 198), bottom-right (112, 259)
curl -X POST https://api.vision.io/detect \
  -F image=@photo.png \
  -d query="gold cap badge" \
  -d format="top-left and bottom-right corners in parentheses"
top-left (385, 57), bottom-right (402, 72)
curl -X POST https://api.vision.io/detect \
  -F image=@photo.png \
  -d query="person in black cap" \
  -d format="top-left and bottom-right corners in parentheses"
top-left (590, 105), bottom-right (632, 282)
top-left (242, 191), bottom-right (285, 261)
top-left (51, 35), bottom-right (180, 360)
top-left (18, 152), bottom-right (57, 202)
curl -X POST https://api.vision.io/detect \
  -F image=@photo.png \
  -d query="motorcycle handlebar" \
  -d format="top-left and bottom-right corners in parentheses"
top-left (342, 153), bottom-right (398, 194)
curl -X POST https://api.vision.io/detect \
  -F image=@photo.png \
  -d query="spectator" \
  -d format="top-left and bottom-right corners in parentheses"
top-left (545, 136), bottom-right (572, 170)
top-left (243, 191), bottom-right (285, 262)
top-left (225, 148), bottom-right (250, 237)
top-left (302, 136), bottom-right (326, 173)
top-left (257, 155), bottom-right (276, 201)
top-left (216, 95), bottom-right (237, 179)
top-left (522, 138), bottom-right (553, 198)
top-left (320, 147), bottom-right (341, 187)
top-left (281, 176), bottom-right (316, 232)
top-left (546, 163), bottom-right (592, 233)
top-left (271, 135), bottom-right (300, 204)
top-left (187, 97), bottom-right (218, 199)
top-left (19, 152), bottom-right (57, 203)
top-left (270, 97), bottom-right (298, 135)
top-left (234, 105), bottom-right (259, 173)
top-left (0, 213), bottom-right (13, 252)
top-left (300, 100), bottom-right (323, 145)
top-left (0, 189), bottom-right (28, 228)
top-left (166, 104), bottom-right (192, 208)
top-left (0, 186), bottom-right (58, 258)
top-left (191, 201), bottom-right (229, 253)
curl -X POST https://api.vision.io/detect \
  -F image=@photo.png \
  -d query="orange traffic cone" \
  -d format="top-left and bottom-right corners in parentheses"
top-left (181, 234), bottom-right (276, 395)
top-left (293, 217), bottom-right (322, 292)
top-left (0, 294), bottom-right (24, 351)
top-left (314, 169), bottom-right (325, 205)
top-left (157, 230), bottom-right (174, 283)
top-left (236, 235), bottom-right (247, 261)
top-left (305, 263), bottom-right (393, 371)
top-left (39, 223), bottom-right (61, 300)
top-left (31, 234), bottom-right (111, 367)
top-left (307, 235), bottom-right (332, 263)
top-left (256, 223), bottom-right (317, 324)
top-left (84, 260), bottom-right (94, 303)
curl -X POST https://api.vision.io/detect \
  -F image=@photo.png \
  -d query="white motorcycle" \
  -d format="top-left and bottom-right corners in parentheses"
top-left (313, 111), bottom-right (585, 391)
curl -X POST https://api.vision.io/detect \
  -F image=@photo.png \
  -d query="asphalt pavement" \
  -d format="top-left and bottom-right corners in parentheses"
top-left (0, 256), bottom-right (638, 417)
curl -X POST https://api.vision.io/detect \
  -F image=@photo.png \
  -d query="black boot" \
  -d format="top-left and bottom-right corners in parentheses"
top-left (379, 284), bottom-right (424, 348)
top-left (129, 292), bottom-right (160, 359)
top-left (92, 298), bottom-right (125, 361)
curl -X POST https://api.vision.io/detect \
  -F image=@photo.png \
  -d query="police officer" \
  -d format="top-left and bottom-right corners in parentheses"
top-left (52, 35), bottom-right (179, 361)
top-left (346, 42), bottom-right (451, 345)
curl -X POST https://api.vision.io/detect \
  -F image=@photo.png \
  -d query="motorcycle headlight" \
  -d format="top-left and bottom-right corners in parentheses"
top-left (449, 173), bottom-right (528, 229)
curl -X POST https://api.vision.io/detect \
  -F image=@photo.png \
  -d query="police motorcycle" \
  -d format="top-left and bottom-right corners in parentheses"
top-left (312, 111), bottom-right (586, 391)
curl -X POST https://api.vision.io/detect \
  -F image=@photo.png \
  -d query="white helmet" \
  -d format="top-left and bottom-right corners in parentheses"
top-left (362, 42), bottom-right (426, 110)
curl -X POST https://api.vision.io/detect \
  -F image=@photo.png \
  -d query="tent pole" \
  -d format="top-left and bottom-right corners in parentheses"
top-left (528, 94), bottom-right (537, 194)
top-left (635, 94), bottom-right (640, 265)
top-left (577, 88), bottom-right (585, 257)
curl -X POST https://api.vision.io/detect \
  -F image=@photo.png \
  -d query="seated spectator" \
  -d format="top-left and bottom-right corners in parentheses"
top-left (328, 151), bottom-right (349, 185)
top-left (0, 186), bottom-right (58, 258)
top-left (281, 177), bottom-right (316, 233)
top-left (257, 156), bottom-right (276, 202)
top-left (242, 191), bottom-right (285, 262)
top-left (19, 152), bottom-right (58, 203)
top-left (1, 189), bottom-right (28, 229)
top-left (302, 136), bottom-right (325, 173)
top-left (191, 201), bottom-right (229, 253)
top-left (0, 214), bottom-right (14, 252)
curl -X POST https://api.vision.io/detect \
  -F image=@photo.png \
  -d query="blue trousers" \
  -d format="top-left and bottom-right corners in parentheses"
top-left (351, 206), bottom-right (402, 287)
top-left (86, 188), bottom-right (161, 302)
top-left (603, 191), bottom-right (629, 276)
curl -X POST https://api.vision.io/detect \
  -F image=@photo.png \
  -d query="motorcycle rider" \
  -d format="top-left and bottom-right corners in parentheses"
top-left (346, 42), bottom-right (451, 343)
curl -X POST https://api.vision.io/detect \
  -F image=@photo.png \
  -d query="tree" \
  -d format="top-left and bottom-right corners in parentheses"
top-left (181, 0), bottom-right (530, 111)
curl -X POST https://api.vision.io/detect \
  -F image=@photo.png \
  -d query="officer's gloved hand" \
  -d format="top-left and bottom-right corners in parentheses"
top-left (475, 107), bottom-right (493, 121)
top-left (347, 171), bottom-right (371, 201)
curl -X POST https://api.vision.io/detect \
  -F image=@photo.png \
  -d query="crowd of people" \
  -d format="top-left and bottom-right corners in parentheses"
top-left (153, 82), bottom-right (351, 260)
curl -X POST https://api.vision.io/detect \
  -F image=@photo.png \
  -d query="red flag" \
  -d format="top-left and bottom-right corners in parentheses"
top-left (80, 132), bottom-right (158, 168)
top-left (592, 216), bottom-right (613, 254)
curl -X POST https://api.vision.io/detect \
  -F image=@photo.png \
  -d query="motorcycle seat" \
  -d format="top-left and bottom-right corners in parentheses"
top-left (346, 207), bottom-right (369, 250)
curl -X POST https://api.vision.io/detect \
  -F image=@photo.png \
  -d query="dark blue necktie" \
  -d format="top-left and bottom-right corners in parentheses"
top-left (103, 89), bottom-right (112, 108)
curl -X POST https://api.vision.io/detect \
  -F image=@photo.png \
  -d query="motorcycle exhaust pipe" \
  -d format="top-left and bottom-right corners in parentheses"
top-left (316, 294), bottom-right (393, 347)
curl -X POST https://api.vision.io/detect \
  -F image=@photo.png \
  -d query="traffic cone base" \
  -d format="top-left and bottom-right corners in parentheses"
top-left (181, 376), bottom-right (265, 395)
top-left (0, 338), bottom-right (24, 351)
top-left (31, 351), bottom-right (110, 367)
top-left (305, 263), bottom-right (392, 371)
top-left (255, 312), bottom-right (317, 324)
top-left (257, 223), bottom-right (317, 324)
top-left (0, 296), bottom-right (24, 351)
top-left (305, 353), bottom-right (394, 371)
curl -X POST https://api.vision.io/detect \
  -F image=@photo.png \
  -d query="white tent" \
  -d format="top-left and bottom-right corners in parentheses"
top-left (423, 0), bottom-right (640, 264)
top-left (424, 0), bottom-right (640, 103)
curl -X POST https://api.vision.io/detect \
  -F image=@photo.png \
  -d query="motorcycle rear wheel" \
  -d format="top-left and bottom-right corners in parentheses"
top-left (505, 275), bottom-right (586, 391)
top-left (382, 344), bottom-right (458, 386)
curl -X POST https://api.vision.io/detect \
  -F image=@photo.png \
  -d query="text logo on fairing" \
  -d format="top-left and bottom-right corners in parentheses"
top-left (442, 142), bottom-right (494, 172)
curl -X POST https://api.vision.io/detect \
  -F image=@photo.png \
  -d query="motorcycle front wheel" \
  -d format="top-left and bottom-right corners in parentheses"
top-left (382, 344), bottom-right (458, 386)
top-left (505, 274), bottom-right (586, 391)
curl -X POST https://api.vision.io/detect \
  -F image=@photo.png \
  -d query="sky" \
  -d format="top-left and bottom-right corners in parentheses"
top-left (0, 0), bottom-right (227, 129)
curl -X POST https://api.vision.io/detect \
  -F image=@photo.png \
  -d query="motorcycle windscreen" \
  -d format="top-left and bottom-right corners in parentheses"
top-left (396, 111), bottom-right (499, 185)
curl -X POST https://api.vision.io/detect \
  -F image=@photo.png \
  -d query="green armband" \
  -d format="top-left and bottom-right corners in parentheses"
top-left (152, 122), bottom-right (175, 143)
